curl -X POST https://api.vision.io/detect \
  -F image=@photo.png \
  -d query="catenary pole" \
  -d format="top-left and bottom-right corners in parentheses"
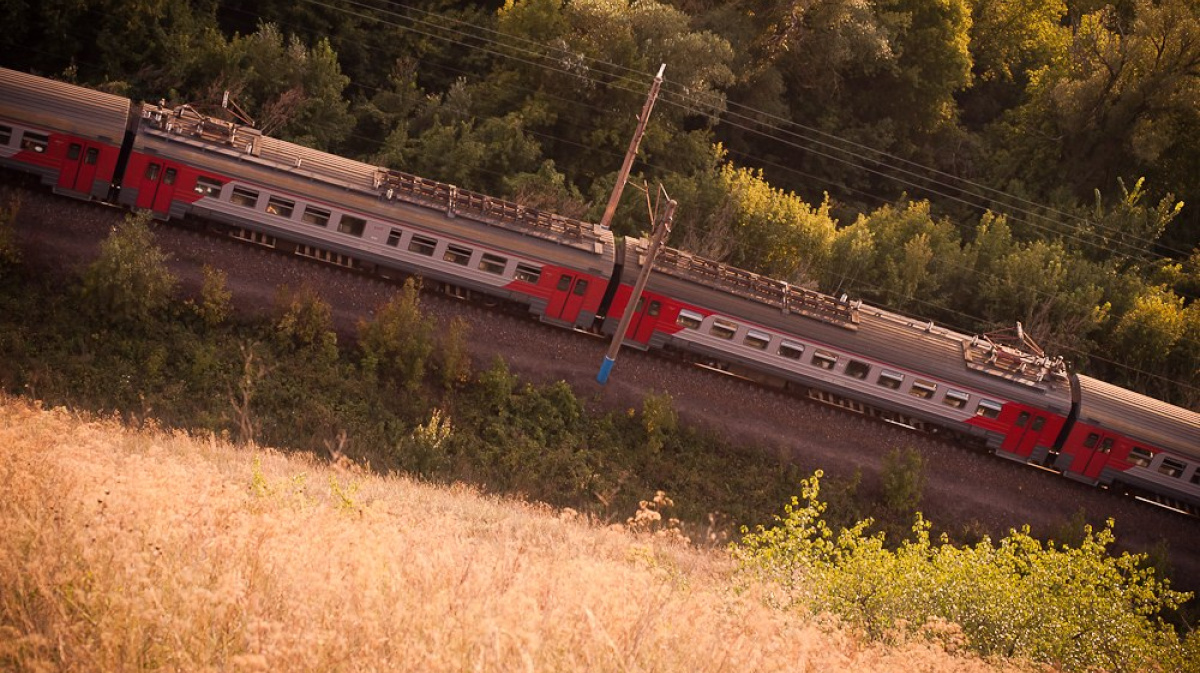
top-left (597, 193), bottom-right (676, 384)
top-left (597, 64), bottom-right (665, 231)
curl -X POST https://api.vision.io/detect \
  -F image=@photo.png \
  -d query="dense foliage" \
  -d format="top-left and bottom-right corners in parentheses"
top-left (733, 472), bottom-right (1200, 671)
top-left (0, 0), bottom-right (1195, 405)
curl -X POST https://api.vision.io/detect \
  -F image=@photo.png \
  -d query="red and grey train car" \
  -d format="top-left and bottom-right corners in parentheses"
top-left (2, 66), bottom-right (1197, 512)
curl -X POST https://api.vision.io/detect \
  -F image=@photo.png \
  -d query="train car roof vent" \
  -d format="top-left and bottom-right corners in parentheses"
top-left (651, 246), bottom-right (860, 331)
top-left (963, 322), bottom-right (1068, 387)
top-left (373, 167), bottom-right (604, 253)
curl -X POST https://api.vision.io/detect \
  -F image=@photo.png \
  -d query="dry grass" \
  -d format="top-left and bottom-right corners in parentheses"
top-left (0, 396), bottom-right (1036, 672)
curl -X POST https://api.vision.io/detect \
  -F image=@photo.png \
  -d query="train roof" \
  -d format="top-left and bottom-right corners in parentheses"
top-left (135, 101), bottom-right (609, 257)
top-left (631, 238), bottom-right (1075, 412)
top-left (1076, 374), bottom-right (1200, 459)
top-left (0, 68), bottom-right (131, 143)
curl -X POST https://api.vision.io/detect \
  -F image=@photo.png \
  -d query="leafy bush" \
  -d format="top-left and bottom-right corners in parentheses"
top-left (733, 472), bottom-right (1197, 671)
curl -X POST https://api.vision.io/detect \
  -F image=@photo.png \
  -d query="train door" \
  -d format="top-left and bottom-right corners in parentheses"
top-left (135, 161), bottom-right (179, 216)
top-left (56, 141), bottom-right (102, 196)
top-left (1001, 410), bottom-right (1050, 458)
top-left (546, 271), bottom-right (590, 324)
top-left (623, 297), bottom-right (661, 348)
top-left (1074, 431), bottom-right (1116, 481)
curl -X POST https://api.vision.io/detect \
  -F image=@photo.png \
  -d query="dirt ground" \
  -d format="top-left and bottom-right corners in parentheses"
top-left (9, 183), bottom-right (1199, 594)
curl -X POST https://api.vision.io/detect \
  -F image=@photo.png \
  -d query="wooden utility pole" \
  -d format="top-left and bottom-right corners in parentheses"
top-left (598, 64), bottom-right (665, 231)
top-left (597, 191), bottom-right (676, 384)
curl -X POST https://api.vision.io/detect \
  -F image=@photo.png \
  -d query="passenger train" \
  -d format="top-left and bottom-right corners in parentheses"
top-left (2, 66), bottom-right (1197, 512)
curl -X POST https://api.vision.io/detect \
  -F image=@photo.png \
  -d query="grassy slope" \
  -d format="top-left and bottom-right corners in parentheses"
top-left (0, 395), bottom-right (1030, 672)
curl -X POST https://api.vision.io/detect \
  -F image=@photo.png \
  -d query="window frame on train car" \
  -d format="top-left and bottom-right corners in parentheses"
top-left (1191, 470), bottom-right (1200, 486)
top-left (676, 309), bottom-right (703, 330)
top-left (910, 379), bottom-right (937, 399)
top-left (1128, 446), bottom-right (1153, 467)
top-left (194, 175), bottom-right (224, 197)
top-left (744, 329), bottom-right (771, 350)
top-left (1099, 437), bottom-right (1114, 453)
top-left (85, 147), bottom-right (100, 166)
top-left (942, 389), bottom-right (970, 409)
top-left (443, 243), bottom-right (472, 266)
top-left (338, 214), bottom-right (367, 238)
top-left (974, 399), bottom-right (1002, 419)
top-left (67, 143), bottom-right (81, 160)
top-left (572, 279), bottom-right (589, 296)
top-left (811, 349), bottom-right (838, 370)
top-left (0, 125), bottom-right (11, 145)
top-left (386, 228), bottom-right (403, 247)
top-left (845, 359), bottom-right (870, 380)
top-left (266, 196), bottom-right (295, 218)
top-left (1159, 457), bottom-right (1186, 478)
top-left (408, 234), bottom-right (437, 256)
top-left (710, 317), bottom-right (738, 340)
top-left (877, 370), bottom-right (904, 390)
top-left (144, 163), bottom-right (160, 181)
top-left (778, 340), bottom-right (805, 360)
top-left (21, 131), bottom-right (48, 153)
top-left (230, 186), bottom-right (259, 208)
top-left (301, 205), bottom-right (331, 227)
top-left (479, 253), bottom-right (507, 275)
top-left (514, 263), bottom-right (541, 284)
top-left (1083, 432), bottom-right (1100, 449)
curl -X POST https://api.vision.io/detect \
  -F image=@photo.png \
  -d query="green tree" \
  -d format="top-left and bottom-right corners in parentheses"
top-left (990, 0), bottom-right (1200, 242)
top-left (358, 279), bottom-right (435, 391)
top-left (80, 213), bottom-right (178, 329)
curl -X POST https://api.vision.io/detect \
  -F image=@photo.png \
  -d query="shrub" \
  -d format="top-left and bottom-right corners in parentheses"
top-left (732, 472), bottom-right (1195, 671)
top-left (79, 212), bottom-right (177, 328)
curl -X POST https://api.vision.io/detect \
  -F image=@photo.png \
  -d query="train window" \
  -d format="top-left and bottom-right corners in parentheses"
top-left (408, 234), bottom-right (436, 256)
top-left (1083, 433), bottom-right (1100, 449)
top-left (302, 206), bottom-right (330, 227)
top-left (572, 279), bottom-right (589, 296)
top-left (779, 340), bottom-right (805, 360)
top-left (1099, 437), bottom-right (1114, 453)
top-left (266, 196), bottom-right (295, 218)
top-left (710, 318), bottom-right (738, 340)
top-left (910, 380), bottom-right (937, 399)
top-left (514, 264), bottom-right (541, 284)
top-left (338, 215), bottom-right (367, 237)
top-left (195, 176), bottom-right (224, 197)
top-left (556, 275), bottom-right (571, 291)
top-left (812, 350), bottom-right (838, 370)
top-left (85, 147), bottom-right (99, 166)
top-left (479, 253), bottom-right (507, 275)
top-left (1031, 416), bottom-right (1045, 431)
top-left (1128, 446), bottom-right (1153, 467)
top-left (877, 370), bottom-right (904, 390)
top-left (386, 229), bottom-right (403, 247)
top-left (21, 132), bottom-right (48, 153)
top-left (943, 389), bottom-right (970, 409)
top-left (744, 329), bottom-right (770, 350)
top-left (1192, 470), bottom-right (1200, 486)
top-left (676, 309), bottom-right (703, 330)
top-left (0, 125), bottom-right (11, 145)
top-left (845, 360), bottom-right (870, 380)
top-left (647, 300), bottom-right (661, 317)
top-left (975, 400), bottom-right (1002, 419)
top-left (443, 244), bottom-right (471, 265)
top-left (145, 163), bottom-right (161, 181)
top-left (67, 143), bottom-right (81, 160)
top-left (230, 186), bottom-right (259, 208)
top-left (1159, 458), bottom-right (1185, 478)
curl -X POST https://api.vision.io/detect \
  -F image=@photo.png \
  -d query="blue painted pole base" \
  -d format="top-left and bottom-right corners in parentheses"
top-left (597, 356), bottom-right (616, 385)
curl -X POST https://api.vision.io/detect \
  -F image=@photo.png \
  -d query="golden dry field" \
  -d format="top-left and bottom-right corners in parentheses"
top-left (0, 396), bottom-right (1034, 672)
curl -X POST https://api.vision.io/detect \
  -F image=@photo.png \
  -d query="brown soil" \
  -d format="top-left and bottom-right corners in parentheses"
top-left (9, 183), bottom-right (1199, 593)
